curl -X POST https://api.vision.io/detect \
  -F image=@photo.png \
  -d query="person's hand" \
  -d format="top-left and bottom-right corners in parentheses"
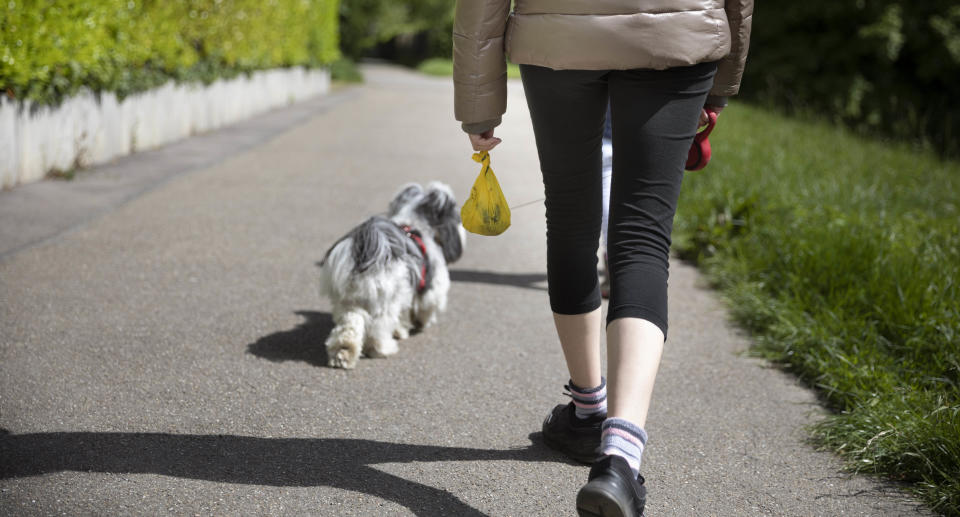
top-left (699, 105), bottom-right (724, 128)
top-left (468, 129), bottom-right (502, 152)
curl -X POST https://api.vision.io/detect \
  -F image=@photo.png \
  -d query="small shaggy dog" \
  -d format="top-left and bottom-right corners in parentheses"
top-left (319, 182), bottom-right (466, 369)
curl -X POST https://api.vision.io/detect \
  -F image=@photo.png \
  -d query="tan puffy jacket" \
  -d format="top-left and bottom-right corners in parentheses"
top-left (453, 0), bottom-right (753, 133)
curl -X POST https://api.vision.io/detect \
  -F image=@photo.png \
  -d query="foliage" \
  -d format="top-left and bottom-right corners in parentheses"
top-left (338, 0), bottom-right (454, 61)
top-left (0, 0), bottom-right (340, 107)
top-left (340, 0), bottom-right (960, 154)
top-left (673, 102), bottom-right (960, 515)
top-left (741, 0), bottom-right (960, 156)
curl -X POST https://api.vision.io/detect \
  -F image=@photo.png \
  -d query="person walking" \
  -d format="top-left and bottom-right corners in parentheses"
top-left (453, 1), bottom-right (752, 515)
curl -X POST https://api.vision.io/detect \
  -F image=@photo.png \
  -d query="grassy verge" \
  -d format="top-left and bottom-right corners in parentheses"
top-left (673, 102), bottom-right (960, 515)
top-left (417, 57), bottom-right (521, 79)
top-left (330, 58), bottom-right (364, 83)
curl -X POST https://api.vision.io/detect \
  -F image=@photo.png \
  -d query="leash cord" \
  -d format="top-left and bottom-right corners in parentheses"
top-left (509, 197), bottom-right (545, 210)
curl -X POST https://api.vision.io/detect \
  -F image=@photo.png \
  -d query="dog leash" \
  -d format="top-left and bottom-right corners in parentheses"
top-left (510, 197), bottom-right (545, 210)
top-left (506, 111), bottom-right (717, 210)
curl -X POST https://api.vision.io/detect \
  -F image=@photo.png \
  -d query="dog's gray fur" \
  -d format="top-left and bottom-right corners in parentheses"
top-left (319, 182), bottom-right (466, 369)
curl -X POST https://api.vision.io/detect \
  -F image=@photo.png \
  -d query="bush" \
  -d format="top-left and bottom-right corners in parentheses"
top-left (338, 0), bottom-right (453, 63)
top-left (0, 0), bottom-right (340, 107)
top-left (741, 0), bottom-right (960, 157)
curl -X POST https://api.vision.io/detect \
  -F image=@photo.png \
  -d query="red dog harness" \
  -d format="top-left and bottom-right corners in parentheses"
top-left (401, 225), bottom-right (429, 293)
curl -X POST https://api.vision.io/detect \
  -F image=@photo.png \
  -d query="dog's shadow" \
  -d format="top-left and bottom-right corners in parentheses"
top-left (247, 268), bottom-right (548, 368)
top-left (247, 310), bottom-right (332, 367)
top-left (0, 429), bottom-right (569, 516)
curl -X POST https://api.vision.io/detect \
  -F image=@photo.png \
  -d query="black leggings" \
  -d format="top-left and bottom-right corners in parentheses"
top-left (520, 62), bottom-right (718, 336)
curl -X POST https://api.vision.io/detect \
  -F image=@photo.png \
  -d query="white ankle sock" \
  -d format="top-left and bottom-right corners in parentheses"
top-left (601, 417), bottom-right (647, 477)
top-left (567, 377), bottom-right (607, 420)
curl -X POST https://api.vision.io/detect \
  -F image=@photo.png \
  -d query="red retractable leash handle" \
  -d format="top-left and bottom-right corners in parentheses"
top-left (686, 108), bottom-right (718, 171)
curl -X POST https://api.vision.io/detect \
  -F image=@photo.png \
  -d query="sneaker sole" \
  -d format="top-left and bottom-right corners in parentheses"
top-left (576, 484), bottom-right (635, 517)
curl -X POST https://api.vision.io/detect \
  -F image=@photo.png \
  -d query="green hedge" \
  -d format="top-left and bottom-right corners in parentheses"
top-left (674, 102), bottom-right (960, 515)
top-left (741, 0), bottom-right (960, 157)
top-left (0, 0), bottom-right (340, 107)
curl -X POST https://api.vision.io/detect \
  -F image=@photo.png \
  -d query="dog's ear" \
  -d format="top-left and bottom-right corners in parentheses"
top-left (435, 222), bottom-right (464, 263)
top-left (415, 183), bottom-right (458, 227)
top-left (389, 183), bottom-right (424, 216)
top-left (417, 183), bottom-right (463, 263)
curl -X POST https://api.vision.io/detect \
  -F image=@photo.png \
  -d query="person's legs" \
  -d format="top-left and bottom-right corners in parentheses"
top-left (519, 64), bottom-right (608, 391)
top-left (602, 61), bottom-right (718, 472)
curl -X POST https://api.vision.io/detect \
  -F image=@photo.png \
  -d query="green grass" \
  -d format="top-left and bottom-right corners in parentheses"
top-left (673, 102), bottom-right (960, 515)
top-left (417, 57), bottom-right (521, 79)
top-left (330, 58), bottom-right (364, 83)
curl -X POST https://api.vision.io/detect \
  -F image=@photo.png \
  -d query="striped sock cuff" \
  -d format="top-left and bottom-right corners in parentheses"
top-left (601, 417), bottom-right (647, 476)
top-left (566, 377), bottom-right (607, 419)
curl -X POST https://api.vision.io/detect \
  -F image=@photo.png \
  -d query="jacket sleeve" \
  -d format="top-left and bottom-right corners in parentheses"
top-left (453, 0), bottom-right (512, 132)
top-left (711, 0), bottom-right (753, 97)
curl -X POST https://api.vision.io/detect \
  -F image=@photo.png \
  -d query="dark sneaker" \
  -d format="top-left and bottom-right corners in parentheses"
top-left (541, 402), bottom-right (603, 464)
top-left (576, 455), bottom-right (646, 517)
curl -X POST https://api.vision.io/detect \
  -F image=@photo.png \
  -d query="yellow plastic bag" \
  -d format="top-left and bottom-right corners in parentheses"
top-left (461, 151), bottom-right (511, 236)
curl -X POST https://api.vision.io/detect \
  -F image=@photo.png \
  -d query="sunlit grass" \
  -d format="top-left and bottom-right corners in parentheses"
top-left (417, 57), bottom-right (521, 79)
top-left (330, 57), bottom-right (363, 83)
top-left (674, 102), bottom-right (960, 516)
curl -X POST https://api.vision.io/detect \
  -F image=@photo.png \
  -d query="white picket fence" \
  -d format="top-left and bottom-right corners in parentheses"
top-left (0, 67), bottom-right (330, 188)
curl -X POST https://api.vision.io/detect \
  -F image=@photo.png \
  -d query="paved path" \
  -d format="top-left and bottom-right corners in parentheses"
top-left (0, 64), bottom-right (931, 516)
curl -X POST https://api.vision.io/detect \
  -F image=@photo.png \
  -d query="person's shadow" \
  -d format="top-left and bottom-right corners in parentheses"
top-left (0, 429), bottom-right (560, 516)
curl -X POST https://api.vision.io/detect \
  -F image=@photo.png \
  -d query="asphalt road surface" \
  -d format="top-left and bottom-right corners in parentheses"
top-left (0, 64), bottom-right (931, 516)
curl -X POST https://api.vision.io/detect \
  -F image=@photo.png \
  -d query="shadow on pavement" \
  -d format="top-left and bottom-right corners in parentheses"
top-left (246, 311), bottom-right (332, 367)
top-left (247, 269), bottom-right (548, 368)
top-left (450, 269), bottom-right (548, 291)
top-left (0, 430), bottom-right (563, 516)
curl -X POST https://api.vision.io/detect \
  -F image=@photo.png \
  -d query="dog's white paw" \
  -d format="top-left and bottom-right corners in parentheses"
top-left (328, 347), bottom-right (359, 369)
top-left (365, 339), bottom-right (399, 358)
top-left (414, 308), bottom-right (438, 331)
top-left (393, 326), bottom-right (410, 340)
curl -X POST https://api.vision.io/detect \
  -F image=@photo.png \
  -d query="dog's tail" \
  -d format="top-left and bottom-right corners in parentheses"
top-left (325, 309), bottom-right (367, 369)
